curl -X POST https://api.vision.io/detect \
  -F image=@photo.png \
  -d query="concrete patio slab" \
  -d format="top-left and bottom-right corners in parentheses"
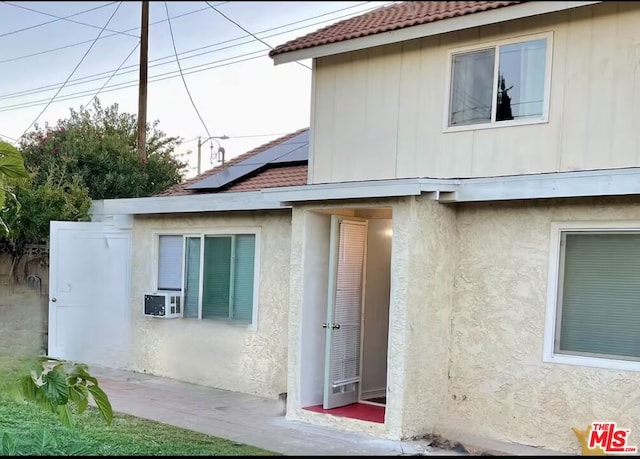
top-left (89, 365), bottom-right (465, 456)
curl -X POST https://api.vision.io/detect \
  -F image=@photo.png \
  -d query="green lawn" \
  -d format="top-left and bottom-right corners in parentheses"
top-left (0, 356), bottom-right (277, 456)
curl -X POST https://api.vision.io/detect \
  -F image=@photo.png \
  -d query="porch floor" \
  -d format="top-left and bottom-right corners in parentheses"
top-left (303, 402), bottom-right (385, 423)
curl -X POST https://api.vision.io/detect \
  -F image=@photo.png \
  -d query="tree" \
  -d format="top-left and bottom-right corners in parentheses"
top-left (0, 141), bottom-right (29, 231)
top-left (2, 177), bottom-right (91, 248)
top-left (19, 98), bottom-right (187, 200)
top-left (0, 99), bottom-right (187, 281)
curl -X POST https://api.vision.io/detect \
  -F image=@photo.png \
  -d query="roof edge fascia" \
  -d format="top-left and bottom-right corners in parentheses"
top-left (272, 1), bottom-right (601, 65)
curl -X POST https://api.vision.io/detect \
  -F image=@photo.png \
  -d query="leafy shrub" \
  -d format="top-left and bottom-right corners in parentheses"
top-left (14, 357), bottom-right (113, 429)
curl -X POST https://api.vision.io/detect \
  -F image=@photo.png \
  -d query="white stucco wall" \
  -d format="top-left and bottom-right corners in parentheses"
top-left (387, 196), bottom-right (457, 440)
top-left (440, 197), bottom-right (640, 454)
top-left (129, 211), bottom-right (291, 399)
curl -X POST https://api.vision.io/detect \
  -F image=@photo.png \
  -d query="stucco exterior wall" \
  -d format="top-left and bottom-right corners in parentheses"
top-left (129, 211), bottom-right (291, 399)
top-left (286, 199), bottom-right (399, 438)
top-left (285, 197), bottom-right (457, 441)
top-left (391, 197), bottom-right (457, 439)
top-left (285, 195), bottom-right (640, 454)
top-left (440, 197), bottom-right (640, 454)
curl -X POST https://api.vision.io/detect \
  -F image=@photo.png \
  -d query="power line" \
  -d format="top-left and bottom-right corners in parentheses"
top-left (164, 1), bottom-right (211, 139)
top-left (0, 2), bottom-right (395, 117)
top-left (0, 50), bottom-right (267, 114)
top-left (0, 1), bottom-right (368, 67)
top-left (0, 33), bottom-right (262, 101)
top-left (206, 141), bottom-right (309, 169)
top-left (0, 4), bottom-right (219, 66)
top-left (0, 1), bottom-right (118, 39)
top-left (18, 1), bottom-right (124, 138)
top-left (227, 132), bottom-right (296, 139)
top-left (1, 1), bottom-right (138, 39)
top-left (0, 35), bottom-right (251, 101)
top-left (180, 132), bottom-right (294, 144)
top-left (204, 1), bottom-right (311, 71)
top-left (84, 41), bottom-right (141, 109)
top-left (178, 140), bottom-right (309, 171)
top-left (0, 132), bottom-right (17, 142)
top-left (0, 1), bottom-right (384, 103)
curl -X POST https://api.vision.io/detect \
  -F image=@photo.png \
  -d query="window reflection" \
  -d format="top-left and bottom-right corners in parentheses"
top-left (448, 37), bottom-right (547, 127)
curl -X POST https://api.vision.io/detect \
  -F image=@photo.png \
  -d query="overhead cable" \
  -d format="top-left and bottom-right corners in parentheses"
top-left (0, 1), bottom-right (119, 39)
top-left (18, 1), bottom-right (124, 138)
top-left (165, 1), bottom-right (212, 139)
top-left (205, 1), bottom-right (311, 71)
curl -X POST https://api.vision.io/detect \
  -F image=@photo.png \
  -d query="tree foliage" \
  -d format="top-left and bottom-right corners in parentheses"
top-left (0, 99), bottom-right (187, 264)
top-left (0, 141), bottom-right (29, 232)
top-left (2, 177), bottom-right (91, 248)
top-left (19, 99), bottom-right (186, 200)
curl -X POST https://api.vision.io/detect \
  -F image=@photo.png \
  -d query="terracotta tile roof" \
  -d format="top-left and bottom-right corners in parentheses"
top-left (269, 1), bottom-right (523, 58)
top-left (223, 164), bottom-right (308, 192)
top-left (157, 128), bottom-right (309, 197)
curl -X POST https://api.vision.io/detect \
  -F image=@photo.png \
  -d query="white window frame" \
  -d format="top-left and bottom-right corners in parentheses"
top-left (544, 221), bottom-right (640, 371)
top-left (443, 31), bottom-right (553, 133)
top-left (152, 227), bottom-right (261, 330)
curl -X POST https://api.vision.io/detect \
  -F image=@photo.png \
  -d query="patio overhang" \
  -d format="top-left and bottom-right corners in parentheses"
top-left (262, 167), bottom-right (640, 204)
top-left (90, 166), bottom-right (640, 220)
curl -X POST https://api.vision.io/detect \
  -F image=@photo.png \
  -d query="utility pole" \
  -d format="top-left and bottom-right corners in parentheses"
top-left (197, 136), bottom-right (202, 175)
top-left (137, 0), bottom-right (149, 162)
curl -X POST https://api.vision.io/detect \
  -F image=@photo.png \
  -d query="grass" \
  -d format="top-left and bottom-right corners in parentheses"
top-left (0, 356), bottom-right (278, 456)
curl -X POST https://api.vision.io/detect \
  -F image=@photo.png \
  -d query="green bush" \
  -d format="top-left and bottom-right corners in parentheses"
top-left (13, 357), bottom-right (113, 429)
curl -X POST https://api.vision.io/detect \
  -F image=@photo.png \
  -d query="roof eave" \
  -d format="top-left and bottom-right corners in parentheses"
top-left (272, 1), bottom-right (601, 65)
top-left (90, 191), bottom-right (289, 216)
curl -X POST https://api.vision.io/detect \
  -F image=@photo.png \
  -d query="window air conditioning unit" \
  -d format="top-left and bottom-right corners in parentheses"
top-left (143, 293), bottom-right (181, 318)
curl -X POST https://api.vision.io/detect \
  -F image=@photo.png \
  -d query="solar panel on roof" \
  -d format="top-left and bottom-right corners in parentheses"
top-left (186, 130), bottom-right (309, 191)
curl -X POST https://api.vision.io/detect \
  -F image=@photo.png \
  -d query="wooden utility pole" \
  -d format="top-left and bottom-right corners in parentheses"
top-left (137, 0), bottom-right (149, 162)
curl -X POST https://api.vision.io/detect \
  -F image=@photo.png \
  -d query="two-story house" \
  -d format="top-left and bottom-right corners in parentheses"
top-left (262, 0), bottom-right (640, 454)
top-left (47, 1), bottom-right (640, 455)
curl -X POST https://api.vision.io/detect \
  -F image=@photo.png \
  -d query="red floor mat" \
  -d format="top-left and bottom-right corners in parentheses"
top-left (303, 402), bottom-right (385, 423)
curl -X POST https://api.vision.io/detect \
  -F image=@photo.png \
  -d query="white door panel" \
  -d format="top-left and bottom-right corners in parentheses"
top-left (324, 217), bottom-right (367, 409)
top-left (49, 221), bottom-right (131, 368)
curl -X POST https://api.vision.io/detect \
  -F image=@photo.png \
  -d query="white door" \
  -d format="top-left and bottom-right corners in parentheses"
top-left (48, 221), bottom-right (131, 368)
top-left (323, 216), bottom-right (367, 409)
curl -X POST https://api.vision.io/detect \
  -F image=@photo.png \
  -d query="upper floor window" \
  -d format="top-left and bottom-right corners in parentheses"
top-left (447, 34), bottom-right (551, 130)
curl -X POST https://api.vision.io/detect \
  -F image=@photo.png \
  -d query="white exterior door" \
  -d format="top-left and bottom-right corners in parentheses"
top-left (323, 216), bottom-right (367, 409)
top-left (48, 221), bottom-right (131, 368)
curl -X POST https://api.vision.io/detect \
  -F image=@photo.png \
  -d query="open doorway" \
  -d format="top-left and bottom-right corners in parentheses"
top-left (299, 207), bottom-right (391, 424)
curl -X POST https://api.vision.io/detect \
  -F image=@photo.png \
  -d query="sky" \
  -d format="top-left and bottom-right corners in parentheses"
top-left (0, 1), bottom-right (393, 178)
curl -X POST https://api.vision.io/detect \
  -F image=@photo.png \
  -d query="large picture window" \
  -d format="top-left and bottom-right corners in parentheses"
top-left (448, 35), bottom-right (550, 128)
top-left (156, 231), bottom-right (258, 325)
